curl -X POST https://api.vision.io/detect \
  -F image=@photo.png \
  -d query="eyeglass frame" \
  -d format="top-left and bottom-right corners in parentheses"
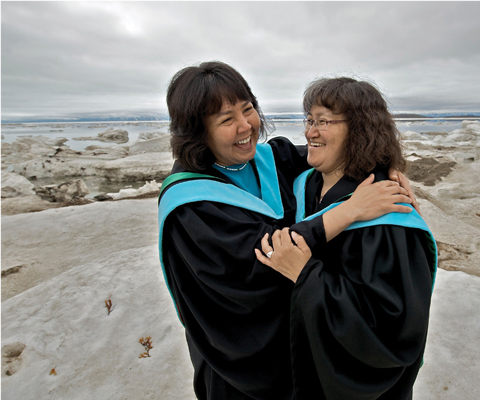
top-left (303, 118), bottom-right (348, 130)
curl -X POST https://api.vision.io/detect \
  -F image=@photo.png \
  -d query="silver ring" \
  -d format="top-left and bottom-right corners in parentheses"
top-left (266, 251), bottom-right (273, 259)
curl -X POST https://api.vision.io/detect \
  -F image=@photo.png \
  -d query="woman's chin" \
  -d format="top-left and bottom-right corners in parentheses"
top-left (236, 138), bottom-right (257, 160)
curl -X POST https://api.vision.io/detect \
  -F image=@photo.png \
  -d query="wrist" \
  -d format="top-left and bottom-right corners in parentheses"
top-left (323, 203), bottom-right (354, 242)
top-left (337, 199), bottom-right (359, 223)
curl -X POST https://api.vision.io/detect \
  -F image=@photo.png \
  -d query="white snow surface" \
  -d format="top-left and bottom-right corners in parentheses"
top-left (2, 198), bottom-right (480, 399)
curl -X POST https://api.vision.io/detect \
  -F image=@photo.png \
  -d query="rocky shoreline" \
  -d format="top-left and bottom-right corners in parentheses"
top-left (2, 121), bottom-right (480, 278)
top-left (1, 127), bottom-right (173, 215)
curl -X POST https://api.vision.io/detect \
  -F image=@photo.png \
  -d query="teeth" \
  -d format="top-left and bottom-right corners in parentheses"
top-left (310, 142), bottom-right (325, 147)
top-left (236, 136), bottom-right (250, 145)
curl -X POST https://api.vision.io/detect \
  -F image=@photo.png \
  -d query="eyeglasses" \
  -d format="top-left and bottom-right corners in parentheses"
top-left (303, 118), bottom-right (348, 130)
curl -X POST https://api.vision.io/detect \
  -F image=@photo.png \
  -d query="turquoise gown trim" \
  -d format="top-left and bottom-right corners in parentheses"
top-left (158, 143), bottom-right (284, 323)
top-left (293, 168), bottom-right (438, 288)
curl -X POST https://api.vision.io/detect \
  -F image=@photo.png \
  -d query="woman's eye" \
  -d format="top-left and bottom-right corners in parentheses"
top-left (244, 106), bottom-right (253, 113)
top-left (221, 118), bottom-right (233, 125)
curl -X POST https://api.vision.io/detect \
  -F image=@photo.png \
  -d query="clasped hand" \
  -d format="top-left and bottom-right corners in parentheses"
top-left (255, 171), bottom-right (418, 282)
top-left (255, 229), bottom-right (312, 283)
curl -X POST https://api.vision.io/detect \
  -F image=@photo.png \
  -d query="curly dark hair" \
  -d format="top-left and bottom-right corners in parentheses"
top-left (303, 77), bottom-right (406, 182)
top-left (166, 61), bottom-right (271, 172)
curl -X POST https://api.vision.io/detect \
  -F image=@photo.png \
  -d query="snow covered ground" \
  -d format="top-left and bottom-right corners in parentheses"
top-left (2, 197), bottom-right (480, 399)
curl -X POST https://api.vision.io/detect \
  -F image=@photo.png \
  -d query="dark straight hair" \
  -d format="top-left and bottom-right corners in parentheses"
top-left (166, 61), bottom-right (270, 172)
top-left (303, 77), bottom-right (406, 182)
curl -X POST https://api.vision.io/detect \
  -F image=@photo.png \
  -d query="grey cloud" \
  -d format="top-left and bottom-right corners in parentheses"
top-left (2, 1), bottom-right (479, 121)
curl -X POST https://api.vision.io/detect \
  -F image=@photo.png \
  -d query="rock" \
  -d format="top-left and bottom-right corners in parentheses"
top-left (94, 193), bottom-right (113, 201)
top-left (107, 180), bottom-right (161, 200)
top-left (34, 179), bottom-right (90, 202)
top-left (3, 136), bottom-right (53, 154)
top-left (87, 123), bottom-right (109, 129)
top-left (432, 135), bottom-right (460, 147)
top-left (53, 138), bottom-right (69, 146)
top-left (1, 136), bottom-right (71, 164)
top-left (72, 136), bottom-right (99, 141)
top-left (1, 172), bottom-right (35, 198)
top-left (403, 141), bottom-right (436, 151)
top-left (6, 148), bottom-right (173, 181)
top-left (1, 265), bottom-right (24, 277)
top-left (442, 121), bottom-right (480, 142)
top-left (402, 130), bottom-right (429, 140)
top-left (83, 145), bottom-right (129, 158)
top-left (2, 128), bottom-right (173, 186)
top-left (48, 146), bottom-right (81, 157)
top-left (2, 342), bottom-right (26, 377)
top-left (446, 130), bottom-right (478, 142)
top-left (138, 131), bottom-right (168, 141)
top-left (461, 120), bottom-right (480, 135)
top-left (452, 150), bottom-right (478, 164)
top-left (93, 152), bottom-right (174, 182)
top-left (97, 128), bottom-right (129, 143)
top-left (420, 131), bottom-right (448, 136)
top-left (128, 135), bottom-right (171, 155)
top-left (406, 158), bottom-right (456, 186)
top-left (8, 157), bottom-right (99, 179)
top-left (1, 194), bottom-right (63, 215)
top-left (64, 197), bottom-right (93, 207)
top-left (72, 128), bottom-right (129, 143)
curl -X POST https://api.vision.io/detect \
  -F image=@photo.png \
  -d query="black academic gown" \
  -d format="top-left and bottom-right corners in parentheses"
top-left (161, 137), bottom-right (322, 400)
top-left (290, 168), bottom-right (435, 400)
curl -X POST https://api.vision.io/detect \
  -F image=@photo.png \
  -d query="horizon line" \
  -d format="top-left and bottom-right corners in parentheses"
top-left (2, 111), bottom-right (480, 124)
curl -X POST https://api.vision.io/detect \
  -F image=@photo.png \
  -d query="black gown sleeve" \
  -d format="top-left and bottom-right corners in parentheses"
top-left (291, 224), bottom-right (434, 400)
top-left (163, 200), bottom-right (294, 400)
top-left (290, 216), bottom-right (328, 259)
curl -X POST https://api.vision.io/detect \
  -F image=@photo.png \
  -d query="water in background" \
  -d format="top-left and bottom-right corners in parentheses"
top-left (269, 119), bottom-right (471, 145)
top-left (2, 119), bottom-right (477, 197)
top-left (1, 122), bottom-right (170, 151)
top-left (1, 119), bottom-right (475, 149)
top-left (1, 121), bottom-right (171, 197)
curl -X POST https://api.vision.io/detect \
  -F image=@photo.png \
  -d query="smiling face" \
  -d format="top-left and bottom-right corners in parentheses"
top-left (306, 105), bottom-right (348, 175)
top-left (206, 99), bottom-right (260, 166)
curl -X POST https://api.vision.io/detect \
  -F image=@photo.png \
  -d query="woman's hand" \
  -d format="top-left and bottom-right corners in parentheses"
top-left (254, 229), bottom-right (312, 283)
top-left (322, 174), bottom-right (414, 241)
top-left (347, 173), bottom-right (414, 222)
top-left (388, 169), bottom-right (420, 214)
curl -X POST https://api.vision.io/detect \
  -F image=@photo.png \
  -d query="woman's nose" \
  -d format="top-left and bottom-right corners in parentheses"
top-left (237, 115), bottom-right (251, 132)
top-left (305, 123), bottom-right (319, 138)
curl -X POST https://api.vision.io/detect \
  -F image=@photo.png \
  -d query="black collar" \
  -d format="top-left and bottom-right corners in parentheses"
top-left (305, 167), bottom-right (390, 216)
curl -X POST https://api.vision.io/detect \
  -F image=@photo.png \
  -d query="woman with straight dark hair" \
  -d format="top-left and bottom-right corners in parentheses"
top-left (257, 77), bottom-right (437, 400)
top-left (158, 62), bottom-right (416, 400)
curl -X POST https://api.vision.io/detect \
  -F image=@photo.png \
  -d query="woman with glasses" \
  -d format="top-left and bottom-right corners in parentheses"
top-left (158, 63), bottom-right (416, 400)
top-left (256, 77), bottom-right (437, 400)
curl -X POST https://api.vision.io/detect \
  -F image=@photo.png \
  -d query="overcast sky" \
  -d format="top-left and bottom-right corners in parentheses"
top-left (2, 1), bottom-right (480, 121)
